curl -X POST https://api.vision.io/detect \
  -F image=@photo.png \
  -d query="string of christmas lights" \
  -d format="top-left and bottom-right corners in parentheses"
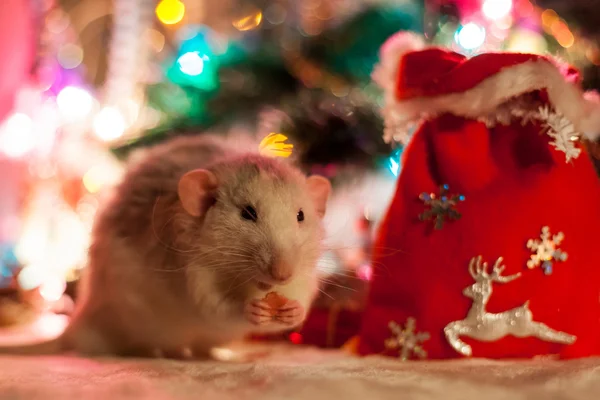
top-left (0, 0), bottom-right (124, 309)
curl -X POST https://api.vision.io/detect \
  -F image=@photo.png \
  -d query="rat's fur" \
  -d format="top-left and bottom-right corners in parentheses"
top-left (1, 135), bottom-right (327, 357)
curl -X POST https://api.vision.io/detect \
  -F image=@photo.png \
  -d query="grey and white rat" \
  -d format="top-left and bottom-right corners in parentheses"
top-left (0, 134), bottom-right (331, 358)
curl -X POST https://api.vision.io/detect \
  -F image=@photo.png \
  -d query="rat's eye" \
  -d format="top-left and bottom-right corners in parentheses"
top-left (241, 205), bottom-right (258, 222)
top-left (297, 209), bottom-right (304, 222)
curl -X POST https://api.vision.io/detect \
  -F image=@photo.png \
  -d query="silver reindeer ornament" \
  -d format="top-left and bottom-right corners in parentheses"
top-left (444, 256), bottom-right (576, 357)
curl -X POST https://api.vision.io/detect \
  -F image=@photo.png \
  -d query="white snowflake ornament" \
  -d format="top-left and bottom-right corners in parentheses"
top-left (385, 317), bottom-right (430, 361)
top-left (526, 226), bottom-right (568, 275)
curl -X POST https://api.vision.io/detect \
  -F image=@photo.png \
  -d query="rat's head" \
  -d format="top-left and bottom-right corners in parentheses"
top-left (177, 154), bottom-right (331, 293)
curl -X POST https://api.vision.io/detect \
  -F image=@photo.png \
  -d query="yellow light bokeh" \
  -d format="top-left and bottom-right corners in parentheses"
top-left (556, 30), bottom-right (574, 48)
top-left (146, 28), bottom-right (165, 52)
top-left (550, 20), bottom-right (568, 36)
top-left (83, 166), bottom-right (105, 193)
top-left (541, 9), bottom-right (558, 29)
top-left (586, 47), bottom-right (600, 66)
top-left (506, 29), bottom-right (547, 54)
top-left (551, 20), bottom-right (574, 49)
top-left (495, 15), bottom-right (513, 30)
top-left (57, 43), bottom-right (84, 69)
top-left (156, 0), bottom-right (185, 25)
top-left (232, 10), bottom-right (263, 31)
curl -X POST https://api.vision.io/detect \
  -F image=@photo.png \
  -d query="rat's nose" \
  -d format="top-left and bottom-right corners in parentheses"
top-left (269, 263), bottom-right (293, 283)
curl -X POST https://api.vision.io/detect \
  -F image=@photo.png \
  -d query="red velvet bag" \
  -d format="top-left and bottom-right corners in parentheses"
top-left (356, 33), bottom-right (600, 360)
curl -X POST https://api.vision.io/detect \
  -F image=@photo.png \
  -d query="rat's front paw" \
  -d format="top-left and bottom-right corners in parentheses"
top-left (244, 299), bottom-right (273, 326)
top-left (275, 300), bottom-right (305, 327)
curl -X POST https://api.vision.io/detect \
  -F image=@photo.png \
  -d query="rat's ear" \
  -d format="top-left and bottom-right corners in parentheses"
top-left (178, 169), bottom-right (218, 217)
top-left (306, 175), bottom-right (331, 218)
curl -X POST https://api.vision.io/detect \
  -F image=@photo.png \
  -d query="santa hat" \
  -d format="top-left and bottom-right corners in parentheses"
top-left (356, 33), bottom-right (600, 360)
top-left (374, 32), bottom-right (600, 147)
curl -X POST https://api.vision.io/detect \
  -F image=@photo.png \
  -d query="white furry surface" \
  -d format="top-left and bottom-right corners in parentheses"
top-left (0, 343), bottom-right (599, 400)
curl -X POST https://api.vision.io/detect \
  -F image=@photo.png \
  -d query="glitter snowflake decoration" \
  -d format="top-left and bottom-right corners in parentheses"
top-left (473, 102), bottom-right (583, 164)
top-left (385, 317), bottom-right (430, 361)
top-left (537, 106), bottom-right (582, 163)
top-left (419, 184), bottom-right (465, 230)
top-left (526, 226), bottom-right (568, 275)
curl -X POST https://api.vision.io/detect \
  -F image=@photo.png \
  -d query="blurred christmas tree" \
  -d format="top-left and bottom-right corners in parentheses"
top-left (111, 0), bottom-right (600, 175)
top-left (110, 0), bottom-right (425, 174)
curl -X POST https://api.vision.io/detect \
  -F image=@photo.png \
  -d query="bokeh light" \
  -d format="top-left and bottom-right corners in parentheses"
top-left (82, 164), bottom-right (120, 194)
top-left (232, 9), bottom-right (263, 31)
top-left (455, 23), bottom-right (486, 50)
top-left (264, 4), bottom-right (286, 25)
top-left (177, 51), bottom-right (205, 76)
top-left (0, 113), bottom-right (36, 158)
top-left (46, 9), bottom-right (70, 34)
top-left (495, 15), bottom-right (513, 31)
top-left (289, 332), bottom-right (303, 344)
top-left (556, 31), bottom-right (575, 48)
top-left (156, 0), bottom-right (185, 25)
top-left (56, 86), bottom-right (94, 121)
top-left (57, 43), bottom-right (84, 69)
top-left (146, 28), bottom-right (166, 53)
top-left (389, 157), bottom-right (400, 177)
top-left (33, 312), bottom-right (69, 338)
top-left (482, 0), bottom-right (513, 21)
top-left (586, 47), bottom-right (600, 66)
top-left (551, 20), bottom-right (575, 48)
top-left (17, 263), bottom-right (47, 291)
top-left (506, 29), bottom-right (547, 54)
top-left (39, 276), bottom-right (67, 302)
top-left (93, 107), bottom-right (126, 141)
top-left (541, 9), bottom-right (559, 31)
top-left (357, 263), bottom-right (373, 281)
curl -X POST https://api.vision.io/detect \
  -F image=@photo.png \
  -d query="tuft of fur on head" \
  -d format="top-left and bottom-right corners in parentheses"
top-left (179, 154), bottom-right (326, 306)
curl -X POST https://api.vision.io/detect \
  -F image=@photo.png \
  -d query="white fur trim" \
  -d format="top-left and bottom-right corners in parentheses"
top-left (371, 31), bottom-right (424, 105)
top-left (382, 59), bottom-right (600, 144)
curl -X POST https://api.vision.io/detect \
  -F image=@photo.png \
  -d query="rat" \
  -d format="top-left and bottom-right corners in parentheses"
top-left (0, 134), bottom-right (331, 358)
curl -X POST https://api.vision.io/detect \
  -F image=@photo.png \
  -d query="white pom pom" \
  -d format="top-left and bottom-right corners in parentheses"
top-left (372, 31), bottom-right (425, 96)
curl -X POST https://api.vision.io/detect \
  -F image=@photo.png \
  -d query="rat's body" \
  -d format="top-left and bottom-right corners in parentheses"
top-left (1, 135), bottom-right (331, 357)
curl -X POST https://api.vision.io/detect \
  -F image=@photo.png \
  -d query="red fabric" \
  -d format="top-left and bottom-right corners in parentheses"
top-left (357, 112), bottom-right (600, 359)
top-left (395, 49), bottom-right (579, 100)
top-left (250, 308), bottom-right (363, 349)
top-left (299, 307), bottom-right (363, 348)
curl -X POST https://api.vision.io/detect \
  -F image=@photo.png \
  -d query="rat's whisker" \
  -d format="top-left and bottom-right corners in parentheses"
top-left (194, 261), bottom-right (253, 272)
top-left (315, 287), bottom-right (335, 300)
top-left (188, 251), bottom-right (256, 264)
top-left (316, 279), bottom-right (357, 292)
top-left (223, 275), bottom-right (256, 298)
top-left (223, 269), bottom-right (250, 295)
top-left (196, 248), bottom-right (256, 259)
